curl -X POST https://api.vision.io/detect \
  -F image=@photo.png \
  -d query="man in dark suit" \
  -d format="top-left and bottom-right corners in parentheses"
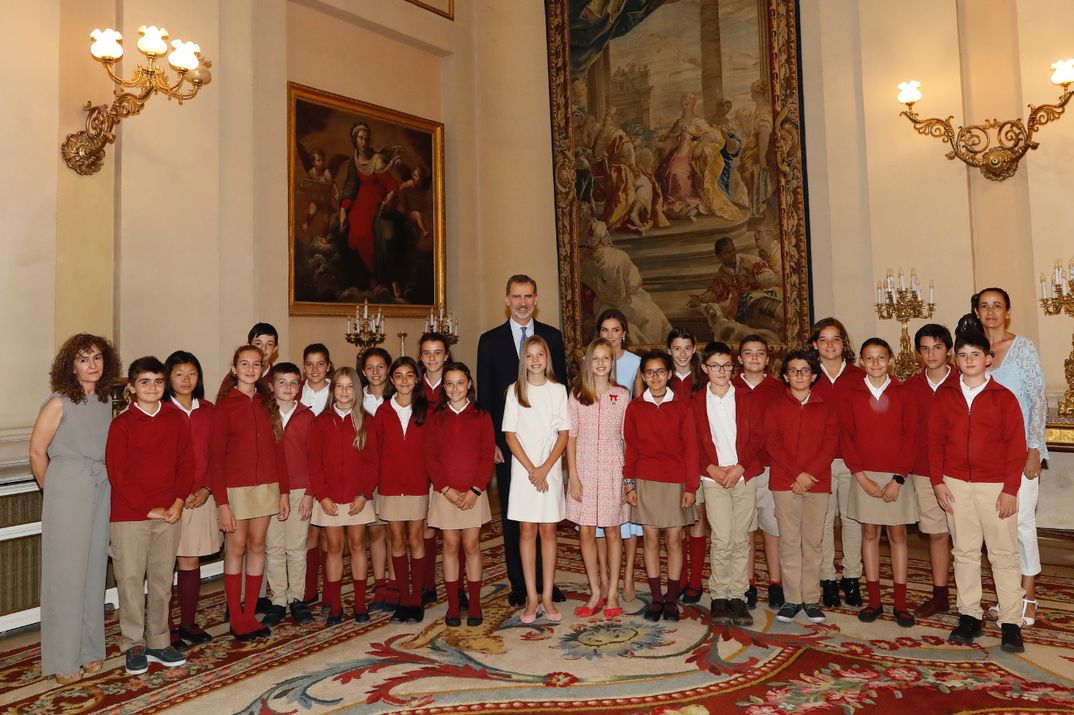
top-left (477, 274), bottom-right (569, 606)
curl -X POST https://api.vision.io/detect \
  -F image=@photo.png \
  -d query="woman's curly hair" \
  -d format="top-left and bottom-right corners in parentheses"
top-left (49, 333), bottom-right (122, 404)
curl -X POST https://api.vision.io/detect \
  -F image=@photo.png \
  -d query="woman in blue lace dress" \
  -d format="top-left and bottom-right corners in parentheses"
top-left (971, 288), bottom-right (1048, 627)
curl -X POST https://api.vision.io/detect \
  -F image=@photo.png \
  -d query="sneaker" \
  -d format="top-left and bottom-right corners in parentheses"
top-left (744, 584), bottom-right (758, 610)
top-left (289, 599), bottom-right (313, 625)
top-left (728, 598), bottom-right (754, 627)
top-left (144, 646), bottom-right (186, 668)
top-left (894, 609), bottom-right (916, 628)
top-left (710, 598), bottom-right (731, 625)
top-left (858, 605), bottom-right (884, 623)
top-left (821, 580), bottom-right (841, 607)
top-left (1000, 623), bottom-right (1025, 653)
top-left (125, 645), bottom-right (149, 675)
top-left (768, 584), bottom-right (785, 609)
top-left (841, 577), bottom-right (862, 607)
top-left (260, 604), bottom-right (286, 627)
top-left (948, 614), bottom-right (983, 645)
top-left (803, 603), bottom-right (826, 623)
top-left (776, 602), bottom-right (802, 623)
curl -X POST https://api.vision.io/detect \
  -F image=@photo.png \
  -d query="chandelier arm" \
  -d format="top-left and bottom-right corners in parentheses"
top-left (1026, 86), bottom-right (1074, 141)
top-left (101, 61), bottom-right (149, 90)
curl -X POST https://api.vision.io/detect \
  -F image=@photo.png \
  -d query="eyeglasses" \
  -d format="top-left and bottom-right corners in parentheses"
top-left (642, 368), bottom-right (668, 377)
top-left (704, 362), bottom-right (734, 372)
top-left (785, 367), bottom-right (813, 377)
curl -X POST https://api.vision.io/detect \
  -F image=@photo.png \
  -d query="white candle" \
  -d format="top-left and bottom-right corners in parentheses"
top-left (928, 280), bottom-right (934, 304)
top-left (898, 269), bottom-right (906, 291)
top-left (876, 281), bottom-right (883, 305)
top-left (1055, 260), bottom-right (1062, 285)
top-left (1041, 273), bottom-right (1047, 300)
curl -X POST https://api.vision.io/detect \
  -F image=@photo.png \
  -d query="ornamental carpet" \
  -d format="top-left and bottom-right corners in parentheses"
top-left (2, 518), bottom-right (1074, 715)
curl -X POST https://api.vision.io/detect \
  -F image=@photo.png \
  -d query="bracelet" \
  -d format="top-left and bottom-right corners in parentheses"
top-left (623, 478), bottom-right (637, 488)
top-left (470, 487), bottom-right (482, 496)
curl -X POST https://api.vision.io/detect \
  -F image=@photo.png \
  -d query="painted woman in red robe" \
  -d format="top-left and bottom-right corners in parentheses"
top-left (339, 123), bottom-right (401, 288)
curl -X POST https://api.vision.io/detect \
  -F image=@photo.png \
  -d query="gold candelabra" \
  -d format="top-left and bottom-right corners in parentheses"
top-left (875, 268), bottom-right (935, 380)
top-left (896, 58), bottom-right (1074, 182)
top-left (62, 25), bottom-right (212, 175)
top-left (423, 307), bottom-right (459, 346)
top-left (345, 300), bottom-right (385, 349)
top-left (1039, 258), bottom-right (1074, 415)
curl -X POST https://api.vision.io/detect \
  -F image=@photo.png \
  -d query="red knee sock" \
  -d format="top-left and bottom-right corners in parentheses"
top-left (445, 579), bottom-right (460, 619)
top-left (224, 573), bottom-right (246, 632)
top-left (372, 578), bottom-right (387, 604)
top-left (424, 536), bottom-right (437, 591)
top-left (411, 554), bottom-right (427, 606)
top-left (933, 585), bottom-right (950, 603)
top-left (867, 580), bottom-right (882, 609)
top-left (457, 542), bottom-right (467, 591)
top-left (468, 580), bottom-right (483, 618)
top-left (688, 536), bottom-right (706, 589)
top-left (325, 579), bottom-right (342, 617)
top-left (303, 547), bottom-right (321, 602)
top-left (392, 555), bottom-right (412, 606)
top-left (386, 579), bottom-right (400, 606)
top-left (666, 578), bottom-right (681, 603)
top-left (243, 574), bottom-right (264, 630)
top-left (894, 582), bottom-right (907, 612)
top-left (679, 536), bottom-right (690, 589)
top-left (177, 568), bottom-right (201, 629)
top-left (353, 578), bottom-right (368, 615)
top-left (648, 576), bottom-right (664, 603)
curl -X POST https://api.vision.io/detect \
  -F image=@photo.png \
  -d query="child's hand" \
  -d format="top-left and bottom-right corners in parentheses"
top-left (299, 494), bottom-right (314, 521)
top-left (320, 497), bottom-right (338, 516)
top-left (147, 506), bottom-right (168, 520)
top-left (996, 492), bottom-right (1017, 519)
top-left (348, 496), bottom-right (367, 516)
top-left (681, 489), bottom-right (696, 509)
top-left (190, 487), bottom-right (211, 509)
top-left (278, 494), bottom-right (291, 521)
top-left (880, 479), bottom-right (901, 503)
top-left (529, 464), bottom-right (549, 486)
top-left (626, 489), bottom-right (639, 507)
top-left (532, 476), bottom-right (549, 493)
top-left (460, 490), bottom-right (478, 510)
top-left (163, 498), bottom-right (185, 523)
top-left (442, 487), bottom-right (462, 507)
top-left (933, 483), bottom-right (955, 513)
top-left (494, 446), bottom-right (505, 464)
top-left (855, 472), bottom-right (883, 499)
top-left (218, 504), bottom-right (237, 533)
top-left (569, 478), bottom-right (583, 502)
top-left (791, 479), bottom-right (807, 496)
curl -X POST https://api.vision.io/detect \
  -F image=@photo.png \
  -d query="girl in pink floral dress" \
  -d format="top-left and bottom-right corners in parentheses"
top-left (567, 339), bottom-right (631, 618)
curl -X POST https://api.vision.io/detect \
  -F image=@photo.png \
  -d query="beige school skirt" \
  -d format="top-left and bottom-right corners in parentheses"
top-left (847, 470), bottom-right (920, 526)
top-left (227, 483), bottom-right (280, 520)
top-left (177, 494), bottom-right (223, 557)
top-left (376, 493), bottom-right (429, 522)
top-left (427, 490), bottom-right (492, 530)
top-left (631, 480), bottom-right (697, 528)
top-left (312, 497), bottom-right (376, 527)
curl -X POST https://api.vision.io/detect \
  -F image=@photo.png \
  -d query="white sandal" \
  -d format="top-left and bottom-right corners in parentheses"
top-left (987, 598), bottom-right (1038, 626)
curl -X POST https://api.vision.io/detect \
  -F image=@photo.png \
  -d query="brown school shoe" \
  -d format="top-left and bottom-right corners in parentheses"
top-left (728, 598), bottom-right (754, 627)
top-left (914, 596), bottom-right (950, 619)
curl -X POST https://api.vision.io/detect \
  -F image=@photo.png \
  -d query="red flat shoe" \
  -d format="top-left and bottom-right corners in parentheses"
top-left (573, 598), bottom-right (606, 618)
top-left (603, 606), bottom-right (625, 618)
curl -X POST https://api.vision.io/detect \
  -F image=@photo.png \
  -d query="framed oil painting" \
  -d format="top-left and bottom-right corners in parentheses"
top-left (545, 0), bottom-right (811, 360)
top-left (404, 0), bottom-right (454, 20)
top-left (288, 82), bottom-right (445, 316)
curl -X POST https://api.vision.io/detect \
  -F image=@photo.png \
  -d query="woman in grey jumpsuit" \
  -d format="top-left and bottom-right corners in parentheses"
top-left (28, 334), bottom-right (121, 683)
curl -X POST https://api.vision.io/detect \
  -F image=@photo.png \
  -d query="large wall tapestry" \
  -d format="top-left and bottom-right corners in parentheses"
top-left (546, 0), bottom-right (811, 359)
top-left (288, 82), bottom-right (445, 316)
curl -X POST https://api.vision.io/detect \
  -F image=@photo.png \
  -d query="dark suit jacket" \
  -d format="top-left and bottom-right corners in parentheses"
top-left (476, 320), bottom-right (568, 443)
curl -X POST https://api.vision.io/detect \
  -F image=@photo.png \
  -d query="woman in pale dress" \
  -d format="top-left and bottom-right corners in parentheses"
top-left (29, 333), bottom-right (121, 683)
top-left (504, 335), bottom-right (571, 623)
top-left (567, 339), bottom-right (630, 618)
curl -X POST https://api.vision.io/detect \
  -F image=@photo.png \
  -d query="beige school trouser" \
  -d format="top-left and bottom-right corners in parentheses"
top-left (773, 490), bottom-right (828, 604)
top-left (820, 459), bottom-right (862, 580)
top-left (943, 477), bottom-right (1024, 624)
top-left (702, 477), bottom-right (756, 600)
top-left (266, 488), bottom-right (310, 606)
top-left (110, 519), bottom-right (181, 652)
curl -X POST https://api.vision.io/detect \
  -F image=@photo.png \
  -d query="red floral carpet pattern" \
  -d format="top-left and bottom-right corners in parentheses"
top-left (2, 521), bottom-right (1073, 715)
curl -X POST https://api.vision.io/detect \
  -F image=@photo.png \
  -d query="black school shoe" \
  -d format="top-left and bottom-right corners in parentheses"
top-left (841, 577), bottom-right (863, 607)
top-left (821, 580), bottom-right (841, 607)
top-left (894, 609), bottom-right (916, 628)
top-left (261, 604), bottom-right (286, 627)
top-left (1000, 623), bottom-right (1025, 653)
top-left (858, 605), bottom-right (884, 623)
top-left (289, 599), bottom-right (313, 625)
top-left (662, 601), bottom-right (680, 621)
top-left (422, 588), bottom-right (437, 606)
top-left (177, 624), bottom-right (213, 645)
top-left (728, 598), bottom-right (754, 626)
top-left (551, 586), bottom-right (566, 603)
top-left (445, 614), bottom-right (462, 627)
top-left (768, 584), bottom-right (786, 609)
top-left (354, 609), bottom-right (370, 624)
top-left (710, 598), bottom-right (731, 625)
top-left (255, 596), bottom-right (273, 614)
top-left (948, 614), bottom-right (983, 645)
top-left (404, 606), bottom-right (424, 624)
top-left (744, 585), bottom-right (758, 610)
top-left (680, 586), bottom-right (703, 604)
top-left (466, 615), bottom-right (484, 627)
top-left (507, 590), bottom-right (527, 607)
top-left (643, 600), bottom-right (664, 622)
top-left (326, 612), bottom-right (344, 626)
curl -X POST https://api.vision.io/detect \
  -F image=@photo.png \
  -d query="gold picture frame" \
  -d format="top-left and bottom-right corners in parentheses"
top-left (544, 0), bottom-right (812, 361)
top-left (403, 0), bottom-right (454, 21)
top-left (288, 82), bottom-right (446, 317)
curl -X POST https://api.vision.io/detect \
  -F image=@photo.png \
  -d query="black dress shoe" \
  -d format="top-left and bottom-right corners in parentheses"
top-left (391, 606), bottom-right (409, 623)
top-left (230, 629), bottom-right (258, 642)
top-left (261, 604), bottom-right (286, 627)
top-left (255, 596), bottom-right (273, 614)
top-left (1000, 623), bottom-right (1025, 653)
top-left (466, 615), bottom-right (484, 627)
top-left (948, 614), bottom-right (982, 645)
top-left (841, 577), bottom-right (862, 607)
top-left (858, 605), bottom-right (884, 623)
top-left (251, 624), bottom-right (271, 639)
top-left (662, 601), bottom-right (680, 621)
top-left (458, 587), bottom-right (470, 610)
top-left (643, 600), bottom-right (664, 621)
top-left (821, 580), bottom-right (842, 607)
top-left (354, 610), bottom-right (370, 624)
top-left (422, 588), bottom-right (437, 606)
top-left (768, 584), bottom-right (785, 609)
top-left (445, 615), bottom-right (462, 627)
top-left (508, 590), bottom-right (527, 607)
top-left (745, 585), bottom-right (758, 610)
top-left (710, 598), bottom-right (731, 625)
top-left (326, 613), bottom-right (343, 626)
top-left (551, 586), bottom-right (566, 603)
top-left (178, 624), bottom-right (213, 645)
top-left (289, 599), bottom-right (313, 625)
top-left (405, 606), bottom-right (424, 624)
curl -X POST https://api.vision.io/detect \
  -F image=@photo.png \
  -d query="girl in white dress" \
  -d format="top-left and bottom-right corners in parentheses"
top-left (504, 335), bottom-right (571, 623)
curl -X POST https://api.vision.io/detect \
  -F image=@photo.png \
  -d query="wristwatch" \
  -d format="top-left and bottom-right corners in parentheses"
top-left (891, 474), bottom-right (906, 485)
top-left (470, 486), bottom-right (482, 496)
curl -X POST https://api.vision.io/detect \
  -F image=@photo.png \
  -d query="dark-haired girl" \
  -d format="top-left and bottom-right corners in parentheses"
top-left (843, 338), bottom-right (919, 627)
top-left (359, 346), bottom-right (395, 611)
top-left (212, 345), bottom-right (290, 640)
top-left (30, 334), bottom-right (121, 683)
top-left (425, 362), bottom-right (495, 627)
top-left (164, 350), bottom-right (218, 647)
top-left (374, 356), bottom-right (431, 623)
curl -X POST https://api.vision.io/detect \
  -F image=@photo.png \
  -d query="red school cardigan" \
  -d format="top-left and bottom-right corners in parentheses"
top-left (735, 373), bottom-right (784, 468)
top-left (905, 367), bottom-right (959, 477)
top-left (424, 403), bottom-right (496, 493)
top-left (280, 402), bottom-right (315, 491)
top-left (838, 378), bottom-right (919, 477)
top-left (809, 362), bottom-right (865, 460)
top-left (927, 377), bottom-right (1027, 496)
top-left (623, 394), bottom-right (700, 490)
top-left (307, 408), bottom-right (379, 503)
top-left (210, 388), bottom-right (289, 506)
top-left (763, 388), bottom-right (839, 493)
top-left (690, 386), bottom-right (764, 480)
top-left (374, 400), bottom-right (430, 497)
top-left (166, 398), bottom-right (214, 494)
top-left (107, 404), bottom-right (195, 521)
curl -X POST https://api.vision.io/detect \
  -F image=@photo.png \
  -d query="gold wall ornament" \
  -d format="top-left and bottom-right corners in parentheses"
top-left (1040, 258), bottom-right (1074, 416)
top-left (875, 268), bottom-right (935, 381)
top-left (896, 59), bottom-right (1074, 182)
top-left (61, 25), bottom-right (212, 175)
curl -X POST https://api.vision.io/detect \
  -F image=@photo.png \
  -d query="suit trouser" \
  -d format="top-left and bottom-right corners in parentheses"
top-left (266, 488), bottom-right (310, 606)
top-left (820, 459), bottom-right (862, 580)
top-left (943, 477), bottom-right (1024, 624)
top-left (773, 490), bottom-right (829, 604)
top-left (702, 478), bottom-right (756, 600)
top-left (495, 443), bottom-right (546, 594)
top-left (111, 519), bottom-right (181, 651)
